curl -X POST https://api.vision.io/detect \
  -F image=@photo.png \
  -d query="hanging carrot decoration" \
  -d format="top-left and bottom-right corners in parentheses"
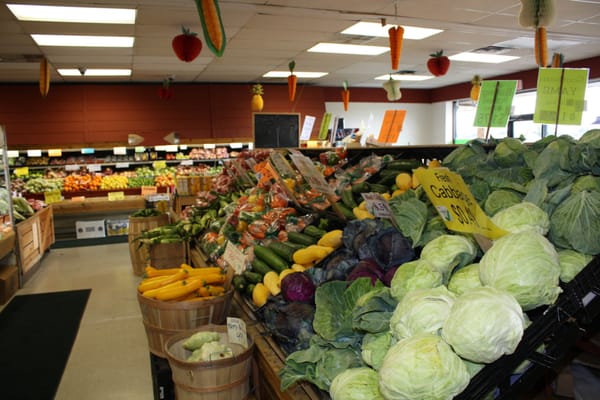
top-left (194, 0), bottom-right (226, 57)
top-left (288, 61), bottom-right (297, 102)
top-left (39, 56), bottom-right (50, 97)
top-left (341, 80), bottom-right (350, 111)
top-left (470, 75), bottom-right (482, 102)
top-left (388, 26), bottom-right (404, 71)
top-left (518, 0), bottom-right (556, 67)
top-left (551, 52), bottom-right (564, 68)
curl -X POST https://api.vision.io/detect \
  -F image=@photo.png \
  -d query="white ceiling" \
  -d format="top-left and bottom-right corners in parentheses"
top-left (0, 0), bottom-right (599, 89)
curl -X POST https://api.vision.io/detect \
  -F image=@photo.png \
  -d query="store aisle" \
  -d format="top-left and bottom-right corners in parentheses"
top-left (15, 243), bottom-right (153, 400)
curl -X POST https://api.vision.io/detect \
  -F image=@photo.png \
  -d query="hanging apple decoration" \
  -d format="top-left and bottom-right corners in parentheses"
top-left (251, 84), bottom-right (264, 112)
top-left (172, 26), bottom-right (202, 62)
top-left (158, 77), bottom-right (174, 100)
top-left (427, 50), bottom-right (450, 77)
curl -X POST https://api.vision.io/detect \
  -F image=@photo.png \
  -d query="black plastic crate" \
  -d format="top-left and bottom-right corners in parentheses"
top-left (561, 255), bottom-right (600, 325)
top-left (150, 353), bottom-right (175, 400)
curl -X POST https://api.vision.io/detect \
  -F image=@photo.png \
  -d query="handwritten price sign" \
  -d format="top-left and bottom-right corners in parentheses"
top-left (227, 317), bottom-right (248, 348)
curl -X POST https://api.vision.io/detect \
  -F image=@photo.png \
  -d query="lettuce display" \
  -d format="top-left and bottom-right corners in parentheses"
top-left (441, 286), bottom-right (526, 364)
top-left (329, 367), bottom-right (384, 400)
top-left (378, 333), bottom-right (471, 400)
top-left (479, 231), bottom-right (561, 311)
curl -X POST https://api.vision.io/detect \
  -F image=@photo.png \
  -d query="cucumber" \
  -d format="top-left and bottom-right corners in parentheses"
top-left (245, 283), bottom-right (256, 298)
top-left (341, 188), bottom-right (358, 208)
top-left (251, 258), bottom-right (274, 276)
top-left (386, 159), bottom-right (423, 171)
top-left (303, 225), bottom-right (327, 239)
top-left (267, 241), bottom-right (295, 263)
top-left (351, 181), bottom-right (370, 194)
top-left (232, 275), bottom-right (248, 292)
top-left (287, 231), bottom-right (318, 246)
top-left (253, 245), bottom-right (289, 273)
top-left (281, 241), bottom-right (305, 251)
top-left (375, 173), bottom-right (399, 187)
top-left (368, 183), bottom-right (390, 194)
top-left (242, 270), bottom-right (263, 284)
top-left (336, 203), bottom-right (356, 220)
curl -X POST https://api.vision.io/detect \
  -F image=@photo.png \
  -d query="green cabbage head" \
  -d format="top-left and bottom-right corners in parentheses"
top-left (389, 286), bottom-right (456, 341)
top-left (361, 331), bottom-right (394, 371)
top-left (558, 249), bottom-right (593, 283)
top-left (420, 234), bottom-right (478, 282)
top-left (390, 259), bottom-right (443, 302)
top-left (447, 263), bottom-right (482, 296)
top-left (330, 367), bottom-right (384, 400)
top-left (491, 201), bottom-right (550, 235)
top-left (441, 286), bottom-right (526, 364)
top-left (479, 231), bottom-right (561, 310)
top-left (378, 333), bottom-right (470, 400)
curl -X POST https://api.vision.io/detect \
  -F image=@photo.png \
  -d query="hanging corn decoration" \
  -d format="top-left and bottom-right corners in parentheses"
top-left (518, 0), bottom-right (556, 67)
top-left (470, 75), bottom-right (482, 102)
top-left (39, 56), bottom-right (50, 97)
top-left (194, 0), bottom-right (227, 57)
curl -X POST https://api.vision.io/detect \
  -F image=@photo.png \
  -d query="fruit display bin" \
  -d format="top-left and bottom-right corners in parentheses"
top-left (455, 255), bottom-right (600, 400)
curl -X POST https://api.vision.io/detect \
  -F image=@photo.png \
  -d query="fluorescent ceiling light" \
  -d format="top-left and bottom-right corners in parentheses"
top-left (32, 34), bottom-right (134, 47)
top-left (7, 4), bottom-right (136, 24)
top-left (58, 69), bottom-right (132, 77)
top-left (375, 74), bottom-right (434, 81)
top-left (449, 52), bottom-right (520, 63)
top-left (263, 71), bottom-right (328, 78)
top-left (308, 43), bottom-right (389, 56)
top-left (342, 22), bottom-right (443, 40)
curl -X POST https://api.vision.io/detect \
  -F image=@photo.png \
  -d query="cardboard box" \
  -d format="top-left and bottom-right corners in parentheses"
top-left (106, 219), bottom-right (129, 236)
top-left (75, 220), bottom-right (106, 239)
top-left (0, 265), bottom-right (19, 305)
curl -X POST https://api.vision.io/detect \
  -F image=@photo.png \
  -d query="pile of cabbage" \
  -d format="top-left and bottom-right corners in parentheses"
top-left (279, 132), bottom-right (598, 400)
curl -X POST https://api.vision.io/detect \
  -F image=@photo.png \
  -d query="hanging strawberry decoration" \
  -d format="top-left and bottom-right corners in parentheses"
top-left (171, 26), bottom-right (202, 62)
top-left (427, 50), bottom-right (450, 77)
top-left (158, 77), bottom-right (174, 100)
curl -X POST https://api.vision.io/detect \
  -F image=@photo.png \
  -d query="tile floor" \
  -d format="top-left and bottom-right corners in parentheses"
top-left (13, 243), bottom-right (154, 400)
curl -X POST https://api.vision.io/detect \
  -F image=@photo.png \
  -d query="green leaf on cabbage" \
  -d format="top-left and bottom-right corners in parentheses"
top-left (352, 286), bottom-right (398, 333)
top-left (361, 331), bottom-right (393, 371)
top-left (389, 196), bottom-right (428, 246)
top-left (484, 189), bottom-right (523, 216)
top-left (390, 259), bottom-right (443, 302)
top-left (558, 249), bottom-right (594, 283)
top-left (420, 234), bottom-right (478, 282)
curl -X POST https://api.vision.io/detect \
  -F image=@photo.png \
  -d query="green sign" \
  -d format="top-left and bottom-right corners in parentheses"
top-left (473, 80), bottom-right (518, 128)
top-left (534, 68), bottom-right (588, 125)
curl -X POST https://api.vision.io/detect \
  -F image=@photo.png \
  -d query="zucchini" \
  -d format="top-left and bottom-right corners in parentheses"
top-left (375, 173), bottom-right (399, 187)
top-left (232, 275), bottom-right (248, 292)
top-left (303, 225), bottom-right (327, 239)
top-left (267, 241), bottom-right (295, 263)
top-left (281, 241), bottom-right (305, 251)
top-left (341, 188), bottom-right (358, 208)
top-left (245, 283), bottom-right (256, 298)
top-left (253, 245), bottom-right (289, 273)
top-left (242, 270), bottom-right (263, 284)
top-left (368, 183), bottom-right (390, 194)
top-left (336, 203), bottom-right (356, 220)
top-left (386, 159), bottom-right (423, 171)
top-left (351, 181), bottom-right (370, 194)
top-left (287, 231), bottom-right (318, 246)
top-left (251, 258), bottom-right (274, 276)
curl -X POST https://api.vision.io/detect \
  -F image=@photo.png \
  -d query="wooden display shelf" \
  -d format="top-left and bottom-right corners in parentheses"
top-left (50, 195), bottom-right (146, 216)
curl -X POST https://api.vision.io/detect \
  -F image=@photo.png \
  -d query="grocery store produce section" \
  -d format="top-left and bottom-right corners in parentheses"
top-left (3, 132), bottom-right (600, 399)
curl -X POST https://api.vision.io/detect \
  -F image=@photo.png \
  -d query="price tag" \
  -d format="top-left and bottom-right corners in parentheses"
top-left (81, 148), bottom-right (95, 155)
top-left (361, 192), bottom-right (393, 219)
top-left (44, 190), bottom-right (62, 204)
top-left (87, 164), bottom-right (101, 172)
top-left (300, 115), bottom-right (316, 141)
top-left (180, 159), bottom-right (194, 166)
top-left (270, 151), bottom-right (296, 179)
top-left (113, 147), bottom-right (127, 155)
top-left (108, 191), bottom-right (125, 201)
top-left (413, 168), bottom-right (507, 240)
top-left (227, 317), bottom-right (248, 349)
top-left (134, 146), bottom-right (146, 153)
top-left (14, 167), bottom-right (29, 177)
top-left (474, 80), bottom-right (518, 128)
top-left (223, 241), bottom-right (246, 275)
top-left (203, 143), bottom-right (216, 149)
top-left (71, 196), bottom-right (85, 202)
top-left (290, 154), bottom-right (334, 196)
top-left (27, 149), bottom-right (42, 157)
top-left (534, 68), bottom-right (589, 125)
top-left (48, 149), bottom-right (62, 157)
top-left (115, 162), bottom-right (130, 169)
top-left (65, 164), bottom-right (79, 171)
top-left (141, 186), bottom-right (158, 196)
top-left (152, 160), bottom-right (167, 169)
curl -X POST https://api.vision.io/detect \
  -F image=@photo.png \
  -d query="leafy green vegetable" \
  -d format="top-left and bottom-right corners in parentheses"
top-left (491, 201), bottom-right (550, 235)
top-left (558, 249), bottom-right (594, 283)
top-left (352, 286), bottom-right (397, 333)
top-left (361, 331), bottom-right (393, 371)
top-left (378, 333), bottom-right (470, 400)
top-left (447, 263), bottom-right (482, 296)
top-left (390, 259), bottom-right (443, 302)
top-left (493, 137), bottom-right (527, 167)
top-left (479, 231), bottom-right (562, 310)
top-left (441, 286), bottom-right (526, 363)
top-left (549, 189), bottom-right (600, 255)
top-left (330, 367), bottom-right (384, 400)
top-left (388, 197), bottom-right (428, 246)
top-left (484, 189), bottom-right (523, 216)
top-left (419, 234), bottom-right (478, 282)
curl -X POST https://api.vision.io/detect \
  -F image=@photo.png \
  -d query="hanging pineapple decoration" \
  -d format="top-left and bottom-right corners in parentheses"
top-left (518, 0), bottom-right (556, 67)
top-left (470, 75), bottom-right (482, 103)
top-left (251, 84), bottom-right (264, 112)
top-left (39, 56), bottom-right (50, 97)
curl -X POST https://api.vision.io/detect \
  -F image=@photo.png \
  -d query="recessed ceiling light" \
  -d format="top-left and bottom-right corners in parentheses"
top-left (32, 34), bottom-right (135, 48)
top-left (375, 74), bottom-right (434, 81)
top-left (308, 43), bottom-right (389, 56)
top-left (449, 52), bottom-right (520, 63)
top-left (58, 69), bottom-right (132, 77)
top-left (7, 4), bottom-right (137, 24)
top-left (263, 71), bottom-right (328, 78)
top-left (342, 22), bottom-right (443, 40)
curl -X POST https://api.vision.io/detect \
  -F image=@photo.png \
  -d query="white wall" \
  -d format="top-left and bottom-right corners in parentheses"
top-left (324, 101), bottom-right (451, 145)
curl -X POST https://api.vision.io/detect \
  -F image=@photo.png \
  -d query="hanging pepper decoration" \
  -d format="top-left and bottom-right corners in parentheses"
top-left (288, 61), bottom-right (297, 102)
top-left (158, 77), bottom-right (174, 100)
top-left (341, 80), bottom-right (350, 111)
top-left (39, 56), bottom-right (50, 97)
top-left (518, 0), bottom-right (556, 67)
top-left (194, 0), bottom-right (227, 57)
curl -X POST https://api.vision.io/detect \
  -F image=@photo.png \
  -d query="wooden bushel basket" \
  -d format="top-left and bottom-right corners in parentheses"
top-left (164, 325), bottom-right (255, 400)
top-left (148, 241), bottom-right (189, 269)
top-left (128, 214), bottom-right (170, 275)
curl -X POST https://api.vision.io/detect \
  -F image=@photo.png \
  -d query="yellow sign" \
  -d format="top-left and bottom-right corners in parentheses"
top-left (48, 149), bottom-right (62, 157)
top-left (414, 168), bottom-right (507, 240)
top-left (14, 167), bottom-right (29, 177)
top-left (44, 190), bottom-right (62, 204)
top-left (108, 191), bottom-right (125, 201)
